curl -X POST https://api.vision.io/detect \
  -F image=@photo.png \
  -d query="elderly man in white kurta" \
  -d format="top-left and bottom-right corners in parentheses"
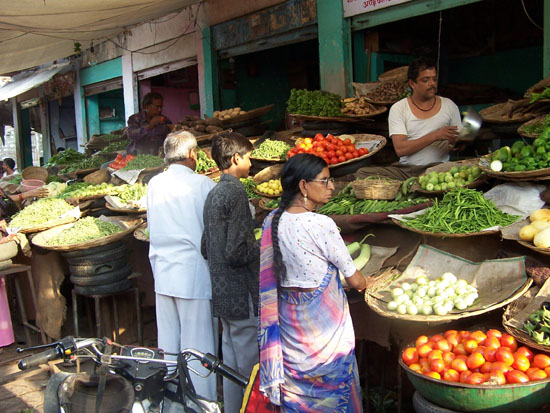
top-left (147, 130), bottom-right (218, 401)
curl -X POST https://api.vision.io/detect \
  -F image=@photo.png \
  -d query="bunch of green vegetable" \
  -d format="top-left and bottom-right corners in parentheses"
top-left (7, 175), bottom-right (22, 185)
top-left (401, 188), bottom-right (519, 234)
top-left (9, 198), bottom-right (74, 229)
top-left (120, 155), bottom-right (164, 171)
top-left (489, 133), bottom-right (550, 172)
top-left (239, 178), bottom-right (261, 199)
top-left (45, 217), bottom-right (123, 246)
top-left (196, 148), bottom-right (218, 173)
top-left (264, 198), bottom-right (280, 209)
top-left (59, 156), bottom-right (104, 174)
top-left (100, 140), bottom-right (129, 153)
top-left (59, 182), bottom-right (120, 199)
top-left (251, 139), bottom-right (290, 160)
top-left (522, 115), bottom-right (550, 136)
top-left (46, 149), bottom-right (87, 168)
top-left (318, 192), bottom-right (429, 215)
top-left (97, 133), bottom-right (121, 141)
top-left (529, 87), bottom-right (550, 104)
top-left (286, 89), bottom-right (343, 117)
top-left (523, 302), bottom-right (550, 345)
top-left (418, 165), bottom-right (482, 191)
top-left (118, 183), bottom-right (147, 204)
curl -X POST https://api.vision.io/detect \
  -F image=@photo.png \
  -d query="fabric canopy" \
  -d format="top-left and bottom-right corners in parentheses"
top-left (0, 63), bottom-right (70, 101)
top-left (0, 0), bottom-right (200, 75)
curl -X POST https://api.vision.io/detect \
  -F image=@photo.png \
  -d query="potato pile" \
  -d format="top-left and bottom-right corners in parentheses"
top-left (213, 107), bottom-right (246, 120)
top-left (173, 115), bottom-right (224, 136)
top-left (519, 209), bottom-right (550, 248)
top-left (341, 97), bottom-right (380, 116)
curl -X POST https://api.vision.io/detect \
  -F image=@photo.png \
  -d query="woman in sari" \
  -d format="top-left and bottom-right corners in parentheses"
top-left (258, 153), bottom-right (373, 412)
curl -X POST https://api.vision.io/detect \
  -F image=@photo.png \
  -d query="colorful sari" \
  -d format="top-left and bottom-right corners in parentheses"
top-left (258, 211), bottom-right (362, 412)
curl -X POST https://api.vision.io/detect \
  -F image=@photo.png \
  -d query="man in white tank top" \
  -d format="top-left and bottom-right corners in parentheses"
top-left (389, 56), bottom-right (462, 166)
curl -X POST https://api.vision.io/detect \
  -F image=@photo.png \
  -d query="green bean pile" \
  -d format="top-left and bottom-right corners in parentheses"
top-left (9, 198), bottom-right (74, 229)
top-left (59, 156), bottom-right (104, 174)
top-left (239, 178), bottom-right (261, 199)
top-left (118, 183), bottom-right (147, 204)
top-left (318, 193), bottom-right (429, 215)
top-left (401, 188), bottom-right (519, 234)
top-left (45, 217), bottom-right (123, 246)
top-left (121, 155), bottom-right (164, 171)
top-left (251, 139), bottom-right (290, 160)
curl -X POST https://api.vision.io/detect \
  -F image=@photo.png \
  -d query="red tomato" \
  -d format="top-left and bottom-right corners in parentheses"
top-left (327, 144), bottom-right (336, 152)
top-left (488, 370), bottom-right (506, 385)
top-left (419, 358), bottom-right (430, 373)
top-left (534, 354), bottom-right (550, 369)
top-left (326, 134), bottom-right (335, 140)
top-left (486, 329), bottom-right (503, 339)
top-left (435, 339), bottom-right (451, 352)
top-left (466, 372), bottom-right (486, 385)
top-left (463, 339), bottom-right (478, 354)
top-left (337, 155), bottom-right (346, 163)
top-left (322, 141), bottom-right (330, 148)
top-left (330, 157), bottom-right (339, 165)
top-left (500, 334), bottom-right (518, 352)
top-left (442, 351), bottom-right (456, 367)
top-left (428, 350), bottom-right (443, 363)
top-left (417, 343), bottom-right (433, 358)
top-left (343, 138), bottom-right (352, 145)
top-left (423, 371), bottom-right (441, 380)
top-left (470, 330), bottom-right (487, 345)
top-left (527, 368), bottom-right (548, 381)
top-left (314, 134), bottom-right (324, 141)
top-left (340, 146), bottom-right (348, 153)
top-left (515, 347), bottom-right (534, 362)
top-left (491, 361), bottom-right (513, 373)
top-left (430, 358), bottom-right (445, 373)
top-left (286, 150), bottom-right (293, 158)
top-left (453, 343), bottom-right (468, 356)
top-left (345, 152), bottom-right (353, 160)
top-left (315, 146), bottom-right (324, 153)
top-left (451, 358), bottom-right (468, 372)
top-left (415, 335), bottom-right (429, 348)
top-left (467, 353), bottom-right (485, 370)
top-left (429, 334), bottom-right (445, 343)
top-left (409, 363), bottom-right (422, 373)
top-left (443, 369), bottom-right (460, 382)
top-left (335, 149), bottom-right (343, 157)
top-left (485, 336), bottom-right (501, 349)
top-left (459, 370), bottom-right (472, 383)
top-left (327, 150), bottom-right (336, 158)
top-left (402, 347), bottom-right (419, 366)
top-left (484, 347), bottom-right (497, 363)
top-left (352, 150), bottom-right (360, 158)
top-left (495, 348), bottom-right (515, 366)
top-left (125, 154), bottom-right (135, 161)
top-left (458, 331), bottom-right (471, 341)
top-left (336, 139), bottom-right (344, 147)
top-left (358, 147), bottom-right (367, 156)
top-left (506, 370), bottom-right (529, 384)
top-left (512, 355), bottom-right (530, 372)
top-left (480, 362), bottom-right (493, 374)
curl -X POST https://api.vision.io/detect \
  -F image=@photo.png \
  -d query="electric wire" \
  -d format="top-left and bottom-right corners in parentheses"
top-left (520, 0), bottom-right (543, 30)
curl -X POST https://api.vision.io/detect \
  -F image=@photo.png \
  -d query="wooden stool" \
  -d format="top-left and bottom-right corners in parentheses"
top-left (72, 286), bottom-right (143, 345)
top-left (0, 264), bottom-right (47, 345)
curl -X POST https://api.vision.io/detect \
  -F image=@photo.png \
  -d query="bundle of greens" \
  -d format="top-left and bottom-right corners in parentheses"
top-left (401, 188), bottom-right (519, 234)
top-left (59, 182), bottom-right (120, 199)
top-left (529, 87), bottom-right (550, 104)
top-left (100, 140), bottom-right (129, 153)
top-left (523, 303), bottom-right (550, 346)
top-left (196, 148), bottom-right (217, 173)
top-left (46, 149), bottom-right (87, 168)
top-left (240, 178), bottom-right (261, 199)
top-left (522, 115), bottom-right (550, 137)
top-left (59, 156), bottom-right (104, 174)
top-left (286, 89), bottom-right (343, 117)
top-left (120, 155), bottom-right (164, 171)
top-left (9, 198), bottom-right (74, 229)
top-left (45, 217), bottom-right (123, 246)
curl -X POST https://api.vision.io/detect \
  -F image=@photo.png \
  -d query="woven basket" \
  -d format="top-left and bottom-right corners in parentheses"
top-left (351, 177), bottom-right (401, 200)
top-left (22, 166), bottom-right (48, 182)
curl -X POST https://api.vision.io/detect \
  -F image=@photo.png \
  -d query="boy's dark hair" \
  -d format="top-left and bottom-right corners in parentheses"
top-left (142, 92), bottom-right (163, 108)
top-left (211, 132), bottom-right (253, 170)
top-left (408, 57), bottom-right (437, 82)
top-left (3, 158), bottom-right (15, 169)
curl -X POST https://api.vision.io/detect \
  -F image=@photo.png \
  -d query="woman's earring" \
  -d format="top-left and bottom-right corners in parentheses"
top-left (303, 193), bottom-right (308, 205)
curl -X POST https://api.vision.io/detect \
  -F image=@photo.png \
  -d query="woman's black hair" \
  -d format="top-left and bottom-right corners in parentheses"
top-left (271, 153), bottom-right (327, 283)
top-left (211, 132), bottom-right (253, 170)
top-left (3, 158), bottom-right (15, 170)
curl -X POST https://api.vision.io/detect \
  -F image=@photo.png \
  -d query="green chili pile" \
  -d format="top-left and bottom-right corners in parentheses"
top-left (318, 192), bottom-right (429, 215)
top-left (402, 188), bottom-right (519, 234)
top-left (9, 198), bottom-right (74, 229)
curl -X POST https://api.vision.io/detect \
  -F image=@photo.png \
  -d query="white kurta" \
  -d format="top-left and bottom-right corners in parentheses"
top-left (147, 163), bottom-right (216, 299)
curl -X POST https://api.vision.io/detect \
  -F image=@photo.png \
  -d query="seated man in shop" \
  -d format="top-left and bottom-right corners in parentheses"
top-left (126, 92), bottom-right (173, 156)
top-left (357, 57), bottom-right (462, 180)
top-left (2, 158), bottom-right (18, 177)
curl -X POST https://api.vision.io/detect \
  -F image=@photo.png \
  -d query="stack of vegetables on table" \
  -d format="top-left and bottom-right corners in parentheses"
top-left (386, 271), bottom-right (479, 316)
top-left (46, 148), bottom-right (87, 169)
top-left (196, 148), bottom-right (218, 174)
top-left (59, 156), bottom-right (104, 174)
top-left (251, 139), bottom-right (290, 160)
top-left (120, 154), bottom-right (164, 171)
top-left (489, 135), bottom-right (550, 172)
top-left (8, 198), bottom-right (74, 229)
top-left (58, 183), bottom-right (120, 200)
top-left (109, 153), bottom-right (136, 170)
top-left (286, 134), bottom-right (368, 165)
top-left (286, 88), bottom-right (342, 117)
top-left (418, 165), bottom-right (483, 191)
top-left (45, 216), bottom-right (123, 246)
top-left (400, 188), bottom-right (519, 233)
top-left (402, 329), bottom-right (550, 384)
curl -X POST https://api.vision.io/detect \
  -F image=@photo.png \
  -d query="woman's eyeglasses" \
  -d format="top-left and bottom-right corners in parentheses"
top-left (308, 177), bottom-right (335, 188)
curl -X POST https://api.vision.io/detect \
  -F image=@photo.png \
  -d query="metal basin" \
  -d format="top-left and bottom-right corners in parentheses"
top-left (400, 357), bottom-right (550, 412)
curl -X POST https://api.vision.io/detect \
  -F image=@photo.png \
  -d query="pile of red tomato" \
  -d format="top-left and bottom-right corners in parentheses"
top-left (401, 329), bottom-right (550, 385)
top-left (109, 153), bottom-right (135, 170)
top-left (286, 134), bottom-right (368, 165)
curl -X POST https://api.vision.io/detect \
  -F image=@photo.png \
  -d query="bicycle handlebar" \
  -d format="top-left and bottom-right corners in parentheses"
top-left (18, 347), bottom-right (61, 370)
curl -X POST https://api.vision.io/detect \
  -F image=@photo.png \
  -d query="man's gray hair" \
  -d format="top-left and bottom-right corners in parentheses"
top-left (164, 131), bottom-right (197, 163)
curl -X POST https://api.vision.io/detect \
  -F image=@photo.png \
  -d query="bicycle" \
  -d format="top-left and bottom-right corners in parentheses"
top-left (18, 336), bottom-right (249, 413)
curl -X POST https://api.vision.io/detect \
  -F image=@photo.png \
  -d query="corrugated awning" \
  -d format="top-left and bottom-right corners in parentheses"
top-left (0, 63), bottom-right (70, 101)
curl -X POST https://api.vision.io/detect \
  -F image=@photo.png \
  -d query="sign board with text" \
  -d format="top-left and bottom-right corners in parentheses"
top-left (343, 0), bottom-right (412, 18)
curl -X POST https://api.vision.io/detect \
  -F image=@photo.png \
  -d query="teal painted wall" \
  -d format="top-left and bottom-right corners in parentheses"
top-left (80, 58), bottom-right (123, 139)
top-left (219, 41), bottom-right (319, 130)
top-left (202, 27), bottom-right (218, 117)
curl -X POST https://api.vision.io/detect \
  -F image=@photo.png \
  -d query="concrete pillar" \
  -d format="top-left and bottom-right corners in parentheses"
top-left (317, 0), bottom-right (353, 98)
top-left (73, 64), bottom-right (86, 150)
top-left (122, 52), bottom-right (138, 121)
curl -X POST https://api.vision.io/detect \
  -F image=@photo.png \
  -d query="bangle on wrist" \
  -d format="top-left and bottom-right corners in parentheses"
top-left (18, 194), bottom-right (23, 202)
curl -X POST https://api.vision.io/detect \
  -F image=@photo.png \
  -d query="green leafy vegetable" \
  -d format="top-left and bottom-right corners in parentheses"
top-left (59, 157), bottom-right (104, 174)
top-left (100, 140), bottom-right (129, 153)
top-left (196, 148), bottom-right (218, 173)
top-left (120, 155), bottom-right (164, 171)
top-left (46, 149), bottom-right (87, 168)
top-left (240, 178), bottom-right (261, 199)
top-left (530, 87), bottom-right (550, 104)
top-left (9, 198), bottom-right (74, 229)
top-left (118, 183), bottom-right (147, 204)
top-left (286, 89), bottom-right (343, 117)
top-left (45, 217), bottom-right (123, 246)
